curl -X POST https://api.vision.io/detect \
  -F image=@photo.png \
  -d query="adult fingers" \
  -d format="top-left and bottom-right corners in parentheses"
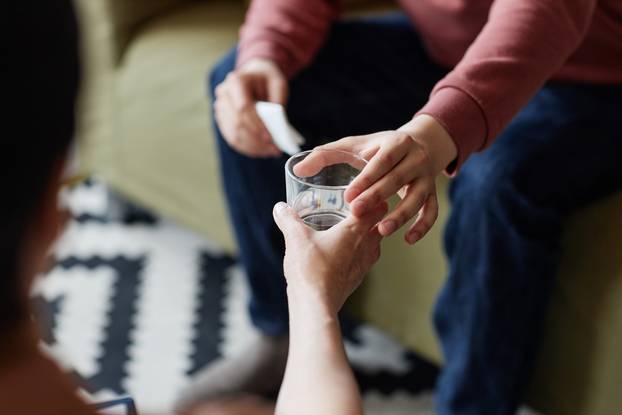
top-left (217, 90), bottom-right (280, 156)
top-left (233, 123), bottom-right (280, 157)
top-left (226, 79), bottom-right (275, 148)
top-left (362, 226), bottom-right (383, 266)
top-left (378, 179), bottom-right (429, 236)
top-left (226, 74), bottom-right (277, 146)
top-left (267, 74), bottom-right (288, 106)
top-left (349, 158), bottom-right (416, 217)
top-left (337, 201), bottom-right (388, 236)
top-left (238, 109), bottom-right (266, 141)
top-left (273, 202), bottom-right (309, 244)
top-left (345, 134), bottom-right (412, 203)
top-left (405, 191), bottom-right (439, 245)
top-left (214, 92), bottom-right (236, 142)
top-left (226, 73), bottom-right (253, 112)
top-left (350, 225), bottom-right (383, 277)
top-left (240, 108), bottom-right (277, 147)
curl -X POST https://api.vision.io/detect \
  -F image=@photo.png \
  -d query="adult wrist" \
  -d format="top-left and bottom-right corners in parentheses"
top-left (236, 40), bottom-right (291, 76)
top-left (286, 282), bottom-right (337, 320)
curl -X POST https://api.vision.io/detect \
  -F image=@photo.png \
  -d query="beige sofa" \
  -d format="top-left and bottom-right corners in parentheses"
top-left (74, 1), bottom-right (622, 413)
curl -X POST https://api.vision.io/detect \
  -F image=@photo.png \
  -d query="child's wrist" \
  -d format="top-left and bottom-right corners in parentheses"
top-left (399, 115), bottom-right (458, 173)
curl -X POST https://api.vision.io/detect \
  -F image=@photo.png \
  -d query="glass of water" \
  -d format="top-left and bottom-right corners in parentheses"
top-left (285, 149), bottom-right (367, 231)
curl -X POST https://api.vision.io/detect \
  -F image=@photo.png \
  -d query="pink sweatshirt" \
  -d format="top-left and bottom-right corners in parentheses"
top-left (237, 0), bottom-right (622, 170)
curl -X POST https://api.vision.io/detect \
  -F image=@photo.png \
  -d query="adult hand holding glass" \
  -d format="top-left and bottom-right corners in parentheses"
top-left (272, 201), bottom-right (388, 415)
top-left (273, 201), bottom-right (387, 315)
top-left (295, 115), bottom-right (457, 244)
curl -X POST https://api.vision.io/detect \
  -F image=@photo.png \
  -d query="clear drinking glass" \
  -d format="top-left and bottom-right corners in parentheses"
top-left (285, 149), bottom-right (367, 231)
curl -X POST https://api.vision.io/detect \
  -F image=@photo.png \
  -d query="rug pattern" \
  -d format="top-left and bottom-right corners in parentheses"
top-left (32, 180), bottom-right (536, 415)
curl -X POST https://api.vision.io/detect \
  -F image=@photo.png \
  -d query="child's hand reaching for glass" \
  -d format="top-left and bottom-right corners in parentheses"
top-left (294, 115), bottom-right (457, 245)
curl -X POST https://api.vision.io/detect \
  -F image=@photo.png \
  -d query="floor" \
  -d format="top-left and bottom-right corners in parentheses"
top-left (32, 179), bottom-right (539, 415)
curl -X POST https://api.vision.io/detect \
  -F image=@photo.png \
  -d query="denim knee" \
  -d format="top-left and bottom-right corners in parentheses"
top-left (449, 149), bottom-right (525, 213)
top-left (442, 151), bottom-right (529, 267)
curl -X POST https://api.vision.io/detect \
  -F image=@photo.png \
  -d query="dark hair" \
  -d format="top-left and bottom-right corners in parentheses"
top-left (3, 0), bottom-right (80, 330)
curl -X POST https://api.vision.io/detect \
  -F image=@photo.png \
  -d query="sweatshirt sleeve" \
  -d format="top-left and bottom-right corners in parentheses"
top-left (237, 0), bottom-right (342, 78)
top-left (417, 0), bottom-right (598, 173)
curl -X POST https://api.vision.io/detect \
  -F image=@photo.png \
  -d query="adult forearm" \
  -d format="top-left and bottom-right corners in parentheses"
top-left (275, 285), bottom-right (363, 415)
top-left (238, 0), bottom-right (342, 78)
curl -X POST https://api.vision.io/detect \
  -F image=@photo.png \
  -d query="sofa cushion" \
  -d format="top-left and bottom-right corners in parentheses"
top-left (353, 190), bottom-right (622, 415)
top-left (106, 0), bottom-right (246, 250)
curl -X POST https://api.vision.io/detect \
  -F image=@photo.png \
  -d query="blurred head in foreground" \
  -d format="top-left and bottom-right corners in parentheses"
top-left (0, 1), bottom-right (93, 413)
top-left (2, 0), bottom-right (80, 332)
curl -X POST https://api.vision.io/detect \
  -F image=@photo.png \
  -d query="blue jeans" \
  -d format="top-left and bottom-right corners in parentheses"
top-left (209, 14), bottom-right (622, 414)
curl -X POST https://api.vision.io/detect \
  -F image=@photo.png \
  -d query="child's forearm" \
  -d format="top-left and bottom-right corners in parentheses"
top-left (275, 285), bottom-right (363, 415)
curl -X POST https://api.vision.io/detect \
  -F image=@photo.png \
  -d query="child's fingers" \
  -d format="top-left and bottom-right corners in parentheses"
top-left (349, 159), bottom-right (416, 217)
top-left (405, 192), bottom-right (439, 245)
top-left (378, 180), bottom-right (428, 236)
top-left (344, 139), bottom-right (411, 203)
top-left (337, 201), bottom-right (388, 235)
top-left (293, 139), bottom-right (361, 177)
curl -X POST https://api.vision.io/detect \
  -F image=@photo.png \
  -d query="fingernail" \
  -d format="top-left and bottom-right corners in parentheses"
top-left (353, 199), bottom-right (367, 215)
top-left (380, 220), bottom-right (397, 235)
top-left (273, 202), bottom-right (287, 216)
top-left (407, 232), bottom-right (420, 245)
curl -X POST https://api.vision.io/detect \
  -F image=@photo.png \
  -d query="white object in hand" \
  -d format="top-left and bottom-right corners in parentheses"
top-left (255, 101), bottom-right (306, 155)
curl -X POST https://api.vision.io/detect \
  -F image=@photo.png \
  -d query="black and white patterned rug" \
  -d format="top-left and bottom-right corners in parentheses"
top-left (31, 180), bottom-right (535, 415)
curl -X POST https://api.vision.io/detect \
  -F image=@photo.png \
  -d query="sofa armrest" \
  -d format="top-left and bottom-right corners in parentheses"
top-left (75, 0), bottom-right (188, 65)
top-left (71, 0), bottom-right (187, 179)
